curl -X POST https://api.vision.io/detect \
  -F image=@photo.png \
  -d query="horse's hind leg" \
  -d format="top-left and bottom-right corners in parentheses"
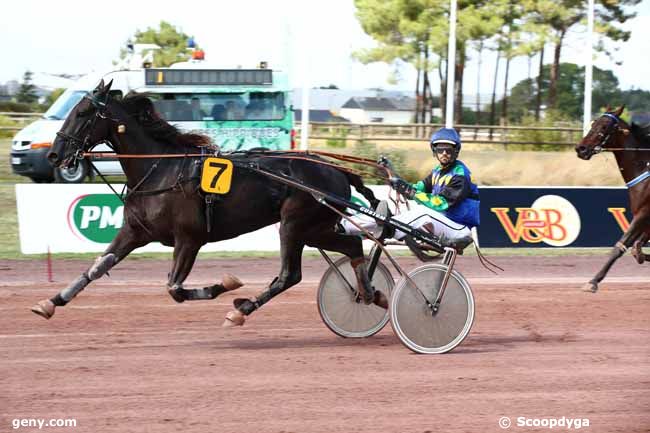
top-left (166, 241), bottom-right (243, 303)
top-left (304, 230), bottom-right (387, 308)
top-left (31, 226), bottom-right (148, 319)
top-left (223, 228), bottom-right (305, 327)
top-left (584, 215), bottom-right (649, 292)
top-left (631, 233), bottom-right (649, 264)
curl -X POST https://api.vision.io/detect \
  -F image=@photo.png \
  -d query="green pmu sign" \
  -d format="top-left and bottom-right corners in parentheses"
top-left (68, 194), bottom-right (124, 243)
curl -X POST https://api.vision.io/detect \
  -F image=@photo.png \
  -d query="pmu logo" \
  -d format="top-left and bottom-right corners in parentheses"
top-left (67, 194), bottom-right (124, 243)
top-left (491, 195), bottom-right (581, 246)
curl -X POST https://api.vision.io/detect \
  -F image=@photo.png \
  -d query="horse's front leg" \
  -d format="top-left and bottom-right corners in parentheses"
top-left (631, 233), bottom-right (649, 264)
top-left (166, 241), bottom-right (243, 303)
top-left (584, 215), bottom-right (649, 292)
top-left (31, 225), bottom-right (149, 319)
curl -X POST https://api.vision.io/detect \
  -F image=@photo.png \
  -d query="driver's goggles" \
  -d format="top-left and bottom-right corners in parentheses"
top-left (434, 147), bottom-right (454, 155)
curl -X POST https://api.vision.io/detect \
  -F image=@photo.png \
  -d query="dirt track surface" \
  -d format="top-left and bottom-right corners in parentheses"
top-left (1, 255), bottom-right (649, 433)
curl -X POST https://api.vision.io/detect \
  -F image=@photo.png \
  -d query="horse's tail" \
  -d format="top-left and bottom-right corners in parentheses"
top-left (346, 172), bottom-right (380, 209)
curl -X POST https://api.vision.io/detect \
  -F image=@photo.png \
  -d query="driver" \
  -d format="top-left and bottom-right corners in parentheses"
top-left (339, 127), bottom-right (479, 250)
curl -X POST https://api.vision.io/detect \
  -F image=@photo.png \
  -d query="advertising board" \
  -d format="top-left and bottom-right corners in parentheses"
top-left (15, 185), bottom-right (631, 253)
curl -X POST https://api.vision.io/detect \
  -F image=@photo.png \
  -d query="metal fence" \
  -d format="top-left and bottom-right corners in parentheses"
top-left (1, 113), bottom-right (584, 147)
top-left (296, 122), bottom-right (583, 148)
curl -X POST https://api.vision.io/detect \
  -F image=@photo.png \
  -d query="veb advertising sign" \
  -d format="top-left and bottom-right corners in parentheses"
top-left (478, 187), bottom-right (631, 248)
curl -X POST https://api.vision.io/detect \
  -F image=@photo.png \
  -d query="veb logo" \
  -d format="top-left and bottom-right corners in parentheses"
top-left (607, 208), bottom-right (631, 232)
top-left (491, 195), bottom-right (581, 247)
top-left (67, 194), bottom-right (124, 243)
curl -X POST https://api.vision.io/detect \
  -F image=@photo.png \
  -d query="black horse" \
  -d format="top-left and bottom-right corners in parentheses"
top-left (576, 106), bottom-right (650, 292)
top-left (32, 79), bottom-right (387, 325)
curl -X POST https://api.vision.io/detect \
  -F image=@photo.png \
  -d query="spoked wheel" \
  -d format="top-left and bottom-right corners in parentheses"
top-left (317, 256), bottom-right (393, 338)
top-left (390, 264), bottom-right (474, 354)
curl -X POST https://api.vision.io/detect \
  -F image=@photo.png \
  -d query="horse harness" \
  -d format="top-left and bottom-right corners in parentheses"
top-left (594, 113), bottom-right (650, 189)
top-left (60, 93), bottom-right (399, 234)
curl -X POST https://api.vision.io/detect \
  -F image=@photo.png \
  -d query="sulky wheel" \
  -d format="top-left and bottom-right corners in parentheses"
top-left (390, 264), bottom-right (474, 354)
top-left (317, 256), bottom-right (394, 338)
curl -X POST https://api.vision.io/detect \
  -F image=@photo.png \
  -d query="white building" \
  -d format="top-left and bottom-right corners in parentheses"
top-left (340, 96), bottom-right (417, 124)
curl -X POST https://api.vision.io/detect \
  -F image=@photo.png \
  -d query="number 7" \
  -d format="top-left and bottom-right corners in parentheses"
top-left (209, 162), bottom-right (228, 189)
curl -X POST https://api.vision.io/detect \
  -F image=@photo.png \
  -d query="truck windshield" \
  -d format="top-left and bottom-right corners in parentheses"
top-left (151, 92), bottom-right (286, 121)
top-left (43, 90), bottom-right (88, 120)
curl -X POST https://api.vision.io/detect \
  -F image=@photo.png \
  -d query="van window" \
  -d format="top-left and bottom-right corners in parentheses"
top-left (44, 90), bottom-right (88, 120)
top-left (151, 92), bottom-right (286, 122)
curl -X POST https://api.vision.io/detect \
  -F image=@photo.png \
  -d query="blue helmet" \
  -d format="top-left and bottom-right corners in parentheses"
top-left (430, 128), bottom-right (461, 154)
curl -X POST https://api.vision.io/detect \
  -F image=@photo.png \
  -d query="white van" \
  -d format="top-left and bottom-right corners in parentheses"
top-left (11, 71), bottom-right (140, 182)
top-left (10, 60), bottom-right (294, 183)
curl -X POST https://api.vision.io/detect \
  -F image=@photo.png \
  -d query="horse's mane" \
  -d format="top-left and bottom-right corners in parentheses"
top-left (630, 122), bottom-right (650, 148)
top-left (119, 92), bottom-right (212, 148)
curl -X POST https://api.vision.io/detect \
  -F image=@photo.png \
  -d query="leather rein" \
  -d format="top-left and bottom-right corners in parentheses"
top-left (81, 149), bottom-right (395, 184)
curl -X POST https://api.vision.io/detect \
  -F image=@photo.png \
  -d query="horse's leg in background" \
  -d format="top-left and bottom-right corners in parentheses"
top-left (631, 233), bottom-right (649, 264)
top-left (584, 215), bottom-right (650, 292)
top-left (31, 226), bottom-right (149, 319)
top-left (166, 240), bottom-right (243, 303)
top-left (222, 223), bottom-right (304, 327)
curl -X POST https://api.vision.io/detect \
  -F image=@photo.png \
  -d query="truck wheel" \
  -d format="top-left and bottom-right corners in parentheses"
top-left (53, 160), bottom-right (89, 183)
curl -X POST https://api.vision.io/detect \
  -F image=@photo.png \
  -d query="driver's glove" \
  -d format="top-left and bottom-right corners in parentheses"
top-left (390, 177), bottom-right (416, 199)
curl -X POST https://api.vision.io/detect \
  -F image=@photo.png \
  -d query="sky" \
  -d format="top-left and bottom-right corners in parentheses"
top-left (1, 0), bottom-right (649, 96)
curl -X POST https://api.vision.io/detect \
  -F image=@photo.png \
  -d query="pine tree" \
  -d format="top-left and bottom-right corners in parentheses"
top-left (15, 70), bottom-right (38, 104)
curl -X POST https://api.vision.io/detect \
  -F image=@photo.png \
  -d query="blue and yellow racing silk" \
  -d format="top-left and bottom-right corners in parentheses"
top-left (411, 160), bottom-right (480, 227)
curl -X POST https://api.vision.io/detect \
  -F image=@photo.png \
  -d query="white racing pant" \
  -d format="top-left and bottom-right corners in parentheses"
top-left (341, 203), bottom-right (472, 246)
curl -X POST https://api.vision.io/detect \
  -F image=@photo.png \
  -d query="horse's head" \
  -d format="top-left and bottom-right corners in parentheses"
top-left (576, 105), bottom-right (630, 160)
top-left (48, 79), bottom-right (120, 168)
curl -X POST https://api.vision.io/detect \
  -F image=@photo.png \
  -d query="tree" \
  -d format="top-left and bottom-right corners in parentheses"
top-left (15, 70), bottom-right (38, 104)
top-left (354, 0), bottom-right (446, 126)
top-left (44, 88), bottom-right (65, 108)
top-left (500, 63), bottom-right (623, 121)
top-left (118, 21), bottom-right (196, 67)
top-left (354, 0), bottom-right (504, 125)
top-left (620, 89), bottom-right (650, 114)
top-left (532, 0), bottom-right (640, 110)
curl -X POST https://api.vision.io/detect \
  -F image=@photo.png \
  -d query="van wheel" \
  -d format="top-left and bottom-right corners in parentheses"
top-left (54, 160), bottom-right (89, 183)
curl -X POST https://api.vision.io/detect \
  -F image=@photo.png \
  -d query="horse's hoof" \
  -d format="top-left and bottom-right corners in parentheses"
top-left (582, 282), bottom-right (598, 293)
top-left (167, 287), bottom-right (185, 303)
top-left (631, 242), bottom-right (645, 264)
top-left (222, 274), bottom-right (243, 291)
top-left (222, 310), bottom-right (246, 327)
top-left (373, 290), bottom-right (389, 309)
top-left (31, 300), bottom-right (55, 319)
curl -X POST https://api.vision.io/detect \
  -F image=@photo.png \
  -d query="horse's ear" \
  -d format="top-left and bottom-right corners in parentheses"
top-left (605, 104), bottom-right (612, 113)
top-left (104, 79), bottom-right (114, 93)
top-left (94, 79), bottom-right (105, 93)
top-left (614, 105), bottom-right (625, 116)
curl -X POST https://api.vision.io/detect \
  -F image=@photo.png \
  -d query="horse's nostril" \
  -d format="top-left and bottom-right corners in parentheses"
top-left (47, 152), bottom-right (58, 161)
top-left (577, 146), bottom-right (586, 153)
